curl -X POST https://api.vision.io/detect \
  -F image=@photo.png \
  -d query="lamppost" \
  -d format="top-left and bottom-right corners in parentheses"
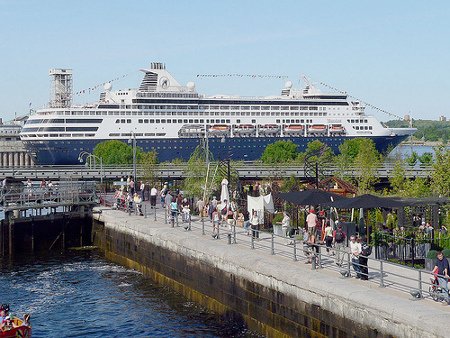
top-left (78, 151), bottom-right (104, 184)
top-left (128, 132), bottom-right (137, 181)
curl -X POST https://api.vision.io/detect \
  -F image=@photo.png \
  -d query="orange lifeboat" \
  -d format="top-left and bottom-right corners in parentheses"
top-left (208, 124), bottom-right (230, 134)
top-left (330, 124), bottom-right (345, 133)
top-left (308, 124), bottom-right (327, 133)
top-left (284, 124), bottom-right (304, 134)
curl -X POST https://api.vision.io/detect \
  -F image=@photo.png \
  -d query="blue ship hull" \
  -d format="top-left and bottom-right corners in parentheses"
top-left (25, 135), bottom-right (408, 165)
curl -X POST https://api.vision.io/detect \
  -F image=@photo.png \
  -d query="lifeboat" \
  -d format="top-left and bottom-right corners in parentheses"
top-left (233, 124), bottom-right (255, 134)
top-left (308, 124), bottom-right (327, 133)
top-left (283, 124), bottom-right (304, 135)
top-left (0, 316), bottom-right (32, 338)
top-left (330, 124), bottom-right (345, 133)
top-left (178, 124), bottom-right (205, 137)
top-left (258, 124), bottom-right (280, 135)
top-left (208, 124), bottom-right (230, 135)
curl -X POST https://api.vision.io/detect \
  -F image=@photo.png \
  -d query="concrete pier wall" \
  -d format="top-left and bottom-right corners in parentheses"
top-left (93, 209), bottom-right (448, 338)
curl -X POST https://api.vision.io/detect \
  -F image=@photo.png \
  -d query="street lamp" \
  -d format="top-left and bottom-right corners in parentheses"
top-left (78, 151), bottom-right (104, 184)
top-left (128, 132), bottom-right (137, 181)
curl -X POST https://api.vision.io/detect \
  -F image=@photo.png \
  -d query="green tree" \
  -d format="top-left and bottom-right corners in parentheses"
top-left (389, 160), bottom-right (406, 195)
top-left (93, 140), bottom-right (142, 165)
top-left (418, 152), bottom-right (433, 165)
top-left (301, 140), bottom-right (334, 166)
top-left (261, 140), bottom-right (298, 163)
top-left (140, 150), bottom-right (158, 185)
top-left (403, 177), bottom-right (432, 197)
top-left (336, 138), bottom-right (381, 193)
top-left (431, 147), bottom-right (450, 197)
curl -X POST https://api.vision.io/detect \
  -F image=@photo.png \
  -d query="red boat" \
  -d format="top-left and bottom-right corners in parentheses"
top-left (0, 316), bottom-right (31, 338)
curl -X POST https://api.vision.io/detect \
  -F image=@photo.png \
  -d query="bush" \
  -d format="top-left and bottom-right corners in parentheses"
top-left (272, 212), bottom-right (284, 224)
top-left (443, 248), bottom-right (450, 258)
top-left (427, 250), bottom-right (438, 259)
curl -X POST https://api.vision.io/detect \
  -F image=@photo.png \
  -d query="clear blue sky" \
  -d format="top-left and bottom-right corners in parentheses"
top-left (1, 1), bottom-right (449, 122)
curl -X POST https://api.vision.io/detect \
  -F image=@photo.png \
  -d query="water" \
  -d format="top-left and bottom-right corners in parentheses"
top-left (0, 251), bottom-right (259, 338)
top-left (390, 144), bottom-right (450, 158)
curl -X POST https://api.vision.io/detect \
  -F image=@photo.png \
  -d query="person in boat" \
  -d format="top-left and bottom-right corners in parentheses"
top-left (0, 316), bottom-right (17, 331)
top-left (22, 313), bottom-right (31, 327)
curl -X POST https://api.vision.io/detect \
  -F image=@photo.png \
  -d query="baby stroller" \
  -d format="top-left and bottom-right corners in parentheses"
top-left (429, 267), bottom-right (450, 303)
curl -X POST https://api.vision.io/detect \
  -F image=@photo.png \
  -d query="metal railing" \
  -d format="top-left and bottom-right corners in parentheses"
top-left (107, 205), bottom-right (448, 304)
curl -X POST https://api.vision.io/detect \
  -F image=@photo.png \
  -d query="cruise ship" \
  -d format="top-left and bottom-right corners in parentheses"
top-left (20, 63), bottom-right (416, 165)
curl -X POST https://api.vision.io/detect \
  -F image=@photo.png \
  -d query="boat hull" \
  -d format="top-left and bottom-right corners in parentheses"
top-left (24, 135), bottom-right (409, 165)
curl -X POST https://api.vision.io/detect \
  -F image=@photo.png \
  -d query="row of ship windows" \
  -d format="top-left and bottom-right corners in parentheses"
top-left (354, 126), bottom-right (372, 130)
top-left (48, 110), bottom-right (330, 117)
top-left (22, 127), bottom-right (99, 132)
top-left (115, 118), bottom-right (316, 124)
top-left (348, 119), bottom-right (368, 123)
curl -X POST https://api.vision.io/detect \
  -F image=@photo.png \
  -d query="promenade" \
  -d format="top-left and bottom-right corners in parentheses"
top-left (94, 203), bottom-right (449, 337)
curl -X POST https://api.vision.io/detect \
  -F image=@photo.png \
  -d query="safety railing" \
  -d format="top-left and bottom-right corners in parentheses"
top-left (104, 204), bottom-right (449, 305)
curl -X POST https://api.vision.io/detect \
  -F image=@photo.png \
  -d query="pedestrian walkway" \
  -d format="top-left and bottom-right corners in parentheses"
top-left (94, 205), bottom-right (450, 337)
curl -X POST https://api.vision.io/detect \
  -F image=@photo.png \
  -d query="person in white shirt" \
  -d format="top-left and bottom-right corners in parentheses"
top-left (306, 209), bottom-right (317, 237)
top-left (140, 182), bottom-right (145, 201)
top-left (349, 235), bottom-right (362, 278)
top-left (281, 212), bottom-right (291, 238)
top-left (150, 186), bottom-right (158, 208)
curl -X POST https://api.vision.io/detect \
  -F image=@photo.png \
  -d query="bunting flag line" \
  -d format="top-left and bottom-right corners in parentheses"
top-left (196, 74), bottom-right (288, 79)
top-left (74, 73), bottom-right (129, 96)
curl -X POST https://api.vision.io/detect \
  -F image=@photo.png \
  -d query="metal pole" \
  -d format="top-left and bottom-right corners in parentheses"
top-left (133, 134), bottom-right (137, 181)
top-left (379, 260), bottom-right (385, 288)
top-left (347, 252), bottom-right (351, 277)
top-left (154, 205), bottom-right (157, 221)
top-left (144, 204), bottom-right (147, 219)
top-left (202, 217), bottom-right (205, 235)
top-left (233, 223), bottom-right (236, 244)
top-left (418, 270), bottom-right (422, 297)
top-left (271, 233), bottom-right (275, 255)
top-left (318, 246), bottom-right (322, 268)
top-left (251, 234), bottom-right (254, 249)
top-left (293, 239), bottom-right (297, 261)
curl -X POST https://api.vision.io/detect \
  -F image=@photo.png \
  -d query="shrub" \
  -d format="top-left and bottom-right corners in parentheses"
top-left (443, 248), bottom-right (450, 258)
top-left (427, 250), bottom-right (437, 259)
top-left (272, 212), bottom-right (284, 224)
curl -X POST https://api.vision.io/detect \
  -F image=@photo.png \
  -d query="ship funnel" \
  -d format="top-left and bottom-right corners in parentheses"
top-left (49, 68), bottom-right (73, 108)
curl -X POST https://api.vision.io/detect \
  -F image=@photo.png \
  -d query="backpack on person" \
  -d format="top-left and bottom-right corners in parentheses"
top-left (361, 242), bottom-right (372, 257)
top-left (335, 228), bottom-right (345, 243)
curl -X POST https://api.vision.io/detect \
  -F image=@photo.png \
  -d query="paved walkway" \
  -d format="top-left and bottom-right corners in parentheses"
top-left (95, 203), bottom-right (450, 337)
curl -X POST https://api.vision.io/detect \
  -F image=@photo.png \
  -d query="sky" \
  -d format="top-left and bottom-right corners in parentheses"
top-left (0, 1), bottom-right (449, 122)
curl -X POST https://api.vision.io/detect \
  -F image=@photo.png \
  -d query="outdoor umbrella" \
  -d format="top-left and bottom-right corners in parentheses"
top-left (278, 190), bottom-right (346, 206)
top-left (220, 178), bottom-right (229, 204)
top-left (322, 194), bottom-right (408, 209)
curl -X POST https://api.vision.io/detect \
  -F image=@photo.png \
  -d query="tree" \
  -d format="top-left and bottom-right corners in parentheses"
top-left (431, 147), bottom-right (450, 197)
top-left (301, 140), bottom-right (334, 166)
top-left (261, 140), bottom-right (298, 163)
top-left (336, 138), bottom-right (381, 193)
top-left (389, 160), bottom-right (406, 195)
top-left (140, 150), bottom-right (158, 185)
top-left (403, 177), bottom-right (432, 197)
top-left (93, 140), bottom-right (142, 165)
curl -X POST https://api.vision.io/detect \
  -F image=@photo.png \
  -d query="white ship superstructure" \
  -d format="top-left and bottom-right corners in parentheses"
top-left (20, 62), bottom-right (416, 164)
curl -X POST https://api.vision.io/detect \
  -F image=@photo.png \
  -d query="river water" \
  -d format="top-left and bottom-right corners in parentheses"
top-left (0, 251), bottom-right (259, 338)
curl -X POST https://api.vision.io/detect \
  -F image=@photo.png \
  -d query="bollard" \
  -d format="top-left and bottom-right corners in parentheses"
top-left (379, 260), bottom-right (385, 288)
top-left (154, 205), bottom-right (157, 221)
top-left (202, 217), bottom-right (205, 235)
top-left (271, 233), bottom-right (275, 255)
top-left (217, 224), bottom-right (220, 240)
top-left (227, 233), bottom-right (232, 244)
top-left (188, 216), bottom-right (191, 231)
top-left (176, 213), bottom-right (179, 227)
top-left (251, 235), bottom-right (254, 249)
top-left (293, 239), bottom-right (297, 261)
top-left (144, 204), bottom-right (147, 219)
top-left (317, 246), bottom-right (322, 268)
top-left (311, 253), bottom-right (316, 270)
top-left (232, 224), bottom-right (236, 244)
top-left (347, 252), bottom-right (351, 277)
top-left (418, 270), bottom-right (423, 298)
top-left (164, 209), bottom-right (167, 224)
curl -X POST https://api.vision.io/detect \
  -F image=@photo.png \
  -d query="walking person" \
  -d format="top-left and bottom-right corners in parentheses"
top-left (170, 197), bottom-right (178, 226)
top-left (150, 185), bottom-right (158, 208)
top-left (349, 235), bottom-right (362, 278)
top-left (250, 210), bottom-right (259, 239)
top-left (359, 236), bottom-right (371, 280)
top-left (333, 224), bottom-right (346, 267)
top-left (212, 207), bottom-right (220, 239)
top-left (433, 251), bottom-right (450, 298)
top-left (306, 209), bottom-right (317, 239)
top-left (243, 209), bottom-right (250, 235)
top-left (140, 181), bottom-right (145, 201)
top-left (324, 221), bottom-right (333, 254)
